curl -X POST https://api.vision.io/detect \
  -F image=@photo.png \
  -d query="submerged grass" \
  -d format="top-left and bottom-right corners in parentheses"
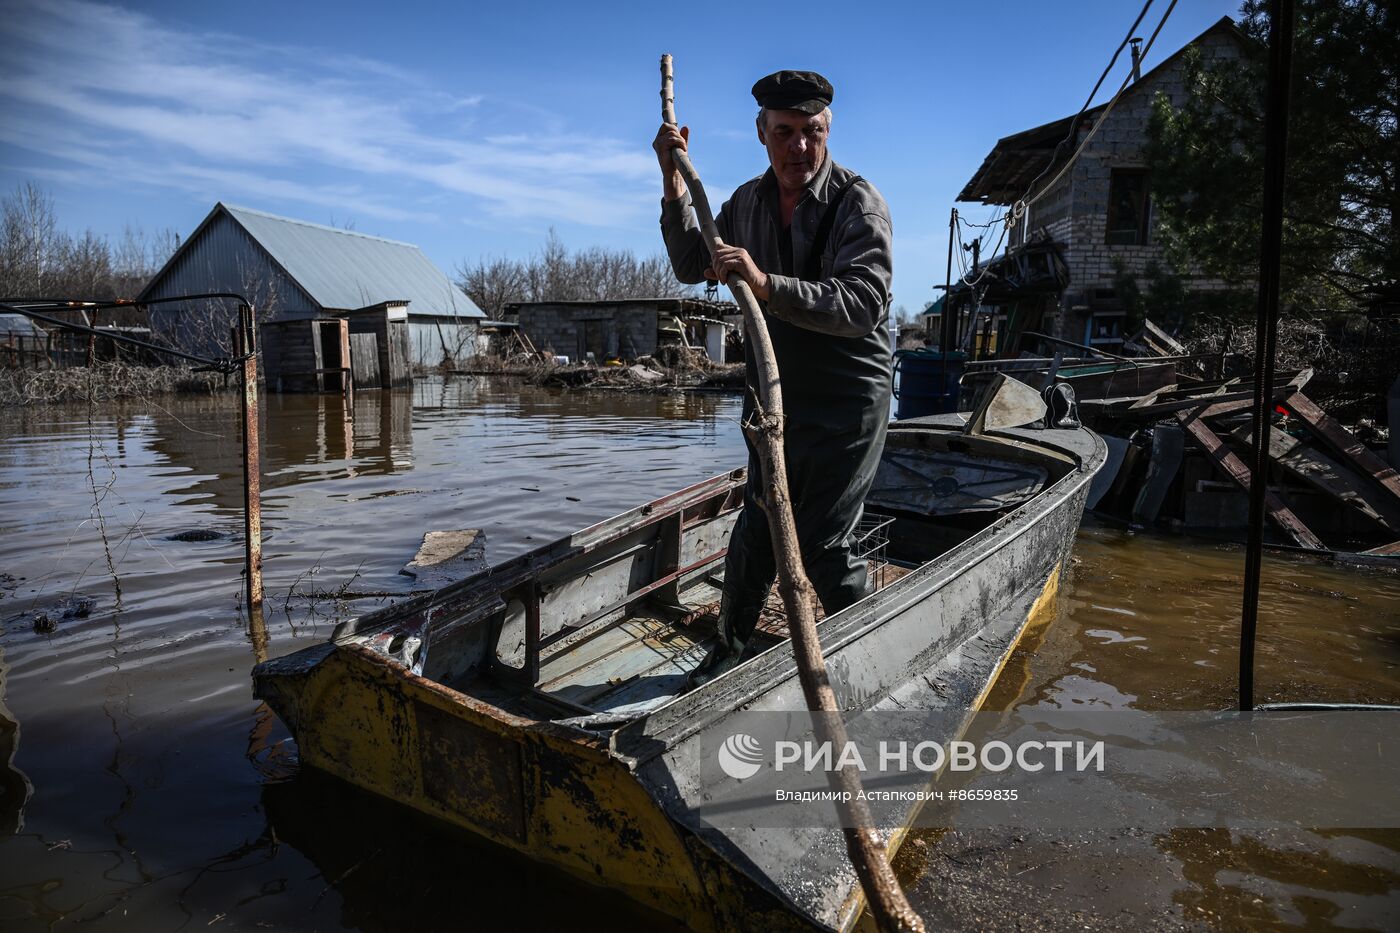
top-left (0, 362), bottom-right (234, 405)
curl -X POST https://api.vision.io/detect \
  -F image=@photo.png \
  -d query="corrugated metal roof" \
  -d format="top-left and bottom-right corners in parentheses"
top-left (218, 204), bottom-right (484, 318)
top-left (0, 313), bottom-right (47, 337)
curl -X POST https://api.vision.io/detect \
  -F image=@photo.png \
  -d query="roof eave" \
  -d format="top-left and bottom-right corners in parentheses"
top-left (955, 16), bottom-right (1246, 204)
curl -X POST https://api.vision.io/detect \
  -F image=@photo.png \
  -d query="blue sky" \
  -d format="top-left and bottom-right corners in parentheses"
top-left (0, 0), bottom-right (1238, 310)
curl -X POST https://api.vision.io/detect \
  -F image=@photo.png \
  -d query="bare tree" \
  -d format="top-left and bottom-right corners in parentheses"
top-left (458, 255), bottom-right (527, 318)
top-left (0, 182), bottom-right (59, 296)
top-left (457, 228), bottom-right (695, 315)
top-left (149, 253), bottom-right (284, 359)
top-left (0, 183), bottom-right (178, 307)
top-left (55, 231), bottom-right (115, 299)
top-left (112, 224), bottom-right (180, 297)
top-left (891, 304), bottom-right (923, 327)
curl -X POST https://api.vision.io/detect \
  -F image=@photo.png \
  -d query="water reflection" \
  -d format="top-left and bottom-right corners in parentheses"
top-left (260, 771), bottom-right (683, 932)
top-left (1156, 828), bottom-right (1400, 928)
top-left (146, 390), bottom-right (417, 514)
top-left (0, 650), bottom-right (32, 835)
top-left (899, 518), bottom-right (1400, 929)
top-left (135, 380), bottom-right (735, 525)
top-left (0, 377), bottom-right (749, 930)
top-left (244, 606), bottom-right (295, 783)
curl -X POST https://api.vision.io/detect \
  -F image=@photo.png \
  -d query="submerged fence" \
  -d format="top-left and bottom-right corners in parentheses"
top-left (2, 327), bottom-right (171, 369)
top-left (1, 295), bottom-right (265, 613)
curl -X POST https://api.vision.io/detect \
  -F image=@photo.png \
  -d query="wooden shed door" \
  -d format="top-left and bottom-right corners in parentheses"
top-left (581, 320), bottom-right (606, 362)
top-left (388, 321), bottom-right (409, 385)
top-left (317, 320), bottom-right (350, 392)
top-left (350, 333), bottom-right (381, 388)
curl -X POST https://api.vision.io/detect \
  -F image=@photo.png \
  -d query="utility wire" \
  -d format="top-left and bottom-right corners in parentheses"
top-left (1016, 0), bottom-right (1158, 204)
top-left (4, 292), bottom-right (252, 313)
top-left (1025, 0), bottom-right (1179, 211)
top-left (953, 0), bottom-right (1178, 295)
top-left (958, 211), bottom-right (1006, 230)
top-left (0, 296), bottom-right (252, 372)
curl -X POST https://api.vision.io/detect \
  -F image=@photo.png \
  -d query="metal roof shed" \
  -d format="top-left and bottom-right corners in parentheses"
top-left (140, 203), bottom-right (484, 388)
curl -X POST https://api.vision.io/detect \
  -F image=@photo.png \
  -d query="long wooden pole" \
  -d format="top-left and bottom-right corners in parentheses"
top-left (238, 303), bottom-right (264, 611)
top-left (660, 55), bottom-right (923, 933)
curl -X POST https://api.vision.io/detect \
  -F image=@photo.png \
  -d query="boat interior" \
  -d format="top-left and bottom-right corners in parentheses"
top-left (348, 422), bottom-right (1081, 725)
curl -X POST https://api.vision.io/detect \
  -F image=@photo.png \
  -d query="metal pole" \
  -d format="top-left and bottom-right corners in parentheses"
top-left (1240, 0), bottom-right (1295, 712)
top-left (239, 303), bottom-right (264, 610)
top-left (959, 237), bottom-right (983, 356)
top-left (934, 208), bottom-right (958, 413)
top-left (1219, 323), bottom-right (1235, 380)
top-left (938, 208), bottom-right (957, 350)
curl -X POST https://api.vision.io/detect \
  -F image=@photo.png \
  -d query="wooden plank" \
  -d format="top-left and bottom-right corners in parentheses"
top-left (1196, 396), bottom-right (1257, 420)
top-left (1127, 382), bottom-right (1177, 410)
top-left (350, 332), bottom-right (380, 388)
top-left (1362, 540), bottom-right (1400, 556)
top-left (1197, 380), bottom-right (1308, 420)
top-left (338, 319), bottom-right (352, 396)
top-left (1150, 369), bottom-right (1305, 402)
top-left (1284, 392), bottom-right (1400, 506)
top-left (1143, 319), bottom-right (1186, 355)
top-left (1112, 387), bottom-right (1257, 419)
top-left (1131, 424), bottom-right (1184, 524)
top-left (1145, 375), bottom-right (1243, 401)
top-left (1106, 371), bottom-right (1310, 420)
top-left (1126, 320), bottom-right (1186, 358)
top-left (390, 321), bottom-right (410, 384)
top-left (1232, 424), bottom-right (1400, 532)
top-left (1176, 410), bottom-right (1325, 549)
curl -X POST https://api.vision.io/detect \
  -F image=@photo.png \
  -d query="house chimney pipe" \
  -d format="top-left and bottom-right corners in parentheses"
top-left (1130, 37), bottom-right (1143, 81)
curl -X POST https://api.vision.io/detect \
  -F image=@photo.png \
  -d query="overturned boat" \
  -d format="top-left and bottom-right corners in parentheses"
top-left (254, 392), bottom-right (1106, 931)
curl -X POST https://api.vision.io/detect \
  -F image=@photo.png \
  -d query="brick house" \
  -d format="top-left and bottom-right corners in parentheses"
top-left (954, 16), bottom-right (1248, 353)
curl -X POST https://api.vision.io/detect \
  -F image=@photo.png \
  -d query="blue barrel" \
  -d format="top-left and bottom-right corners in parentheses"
top-left (893, 349), bottom-right (965, 419)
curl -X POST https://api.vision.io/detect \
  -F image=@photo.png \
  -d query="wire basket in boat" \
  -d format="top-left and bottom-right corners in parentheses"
top-left (854, 511), bottom-right (897, 589)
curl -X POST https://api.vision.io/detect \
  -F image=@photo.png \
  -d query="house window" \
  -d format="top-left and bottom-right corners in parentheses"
top-left (1085, 310), bottom-right (1126, 348)
top-left (1105, 169), bottom-right (1151, 245)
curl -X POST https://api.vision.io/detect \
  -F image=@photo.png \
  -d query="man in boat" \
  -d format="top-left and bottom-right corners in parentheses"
top-left (653, 70), bottom-right (894, 686)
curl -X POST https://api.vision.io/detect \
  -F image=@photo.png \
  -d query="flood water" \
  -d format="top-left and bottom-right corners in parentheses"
top-left (1, 377), bottom-right (1396, 931)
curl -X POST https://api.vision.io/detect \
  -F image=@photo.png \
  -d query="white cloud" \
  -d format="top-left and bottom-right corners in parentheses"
top-left (0, 0), bottom-right (657, 228)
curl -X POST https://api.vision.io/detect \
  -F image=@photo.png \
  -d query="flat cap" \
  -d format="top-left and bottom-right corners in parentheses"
top-left (751, 70), bottom-right (833, 114)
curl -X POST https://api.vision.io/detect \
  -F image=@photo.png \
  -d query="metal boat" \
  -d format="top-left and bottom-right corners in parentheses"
top-left (254, 408), bottom-right (1106, 931)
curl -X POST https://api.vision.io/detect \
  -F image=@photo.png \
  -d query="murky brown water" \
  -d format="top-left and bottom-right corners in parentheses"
top-left (1, 378), bottom-right (1396, 931)
top-left (902, 522), bottom-right (1400, 931)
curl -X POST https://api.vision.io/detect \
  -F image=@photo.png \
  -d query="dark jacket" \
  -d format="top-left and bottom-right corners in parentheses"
top-left (659, 157), bottom-right (893, 421)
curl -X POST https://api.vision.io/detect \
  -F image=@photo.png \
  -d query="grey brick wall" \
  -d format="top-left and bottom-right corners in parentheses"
top-left (516, 302), bottom-right (662, 361)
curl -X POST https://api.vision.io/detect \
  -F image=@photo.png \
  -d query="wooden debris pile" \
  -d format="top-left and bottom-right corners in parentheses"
top-left (951, 317), bottom-right (1396, 557)
top-left (530, 353), bottom-right (743, 391)
top-left (1085, 367), bottom-right (1400, 557)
